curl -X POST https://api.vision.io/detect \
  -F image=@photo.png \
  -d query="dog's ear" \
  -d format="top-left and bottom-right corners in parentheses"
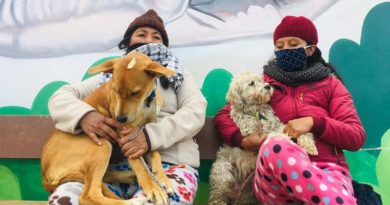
top-left (88, 58), bottom-right (120, 74)
top-left (145, 62), bottom-right (175, 77)
top-left (226, 81), bottom-right (244, 110)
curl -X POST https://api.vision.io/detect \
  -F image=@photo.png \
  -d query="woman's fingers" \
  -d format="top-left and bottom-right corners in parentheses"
top-left (99, 123), bottom-right (119, 142)
top-left (283, 125), bottom-right (300, 139)
top-left (87, 132), bottom-right (102, 145)
top-left (122, 143), bottom-right (145, 159)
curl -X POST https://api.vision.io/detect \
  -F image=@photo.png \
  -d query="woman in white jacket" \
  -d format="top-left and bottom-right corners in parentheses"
top-left (48, 9), bottom-right (207, 205)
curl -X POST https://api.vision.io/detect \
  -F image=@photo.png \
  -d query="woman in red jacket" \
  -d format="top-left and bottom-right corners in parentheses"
top-left (214, 16), bottom-right (365, 204)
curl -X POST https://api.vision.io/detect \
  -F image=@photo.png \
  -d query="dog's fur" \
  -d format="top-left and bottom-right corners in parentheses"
top-left (41, 52), bottom-right (175, 205)
top-left (209, 72), bottom-right (318, 205)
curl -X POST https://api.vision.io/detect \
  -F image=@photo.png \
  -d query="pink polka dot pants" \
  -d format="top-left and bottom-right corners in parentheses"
top-left (253, 137), bottom-right (357, 205)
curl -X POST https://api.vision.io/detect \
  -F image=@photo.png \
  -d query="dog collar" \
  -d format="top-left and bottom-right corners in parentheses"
top-left (256, 112), bottom-right (268, 121)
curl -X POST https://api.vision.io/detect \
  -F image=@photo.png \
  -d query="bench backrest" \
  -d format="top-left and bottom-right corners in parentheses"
top-left (0, 116), bottom-right (221, 160)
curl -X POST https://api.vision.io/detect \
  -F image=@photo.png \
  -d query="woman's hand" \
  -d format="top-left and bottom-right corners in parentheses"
top-left (241, 132), bottom-right (267, 152)
top-left (79, 111), bottom-right (123, 145)
top-left (284, 116), bottom-right (313, 139)
top-left (119, 127), bottom-right (149, 159)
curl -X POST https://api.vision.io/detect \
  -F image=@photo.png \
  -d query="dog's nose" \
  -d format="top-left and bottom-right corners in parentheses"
top-left (116, 115), bottom-right (127, 123)
top-left (264, 85), bottom-right (271, 90)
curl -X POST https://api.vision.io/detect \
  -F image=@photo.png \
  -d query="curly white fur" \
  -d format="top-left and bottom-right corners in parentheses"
top-left (209, 71), bottom-right (318, 205)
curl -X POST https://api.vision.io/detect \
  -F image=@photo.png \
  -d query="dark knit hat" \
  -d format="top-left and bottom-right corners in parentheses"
top-left (122, 9), bottom-right (169, 47)
top-left (273, 16), bottom-right (318, 45)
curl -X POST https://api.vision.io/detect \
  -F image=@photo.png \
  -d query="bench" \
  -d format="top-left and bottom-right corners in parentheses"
top-left (0, 115), bottom-right (222, 204)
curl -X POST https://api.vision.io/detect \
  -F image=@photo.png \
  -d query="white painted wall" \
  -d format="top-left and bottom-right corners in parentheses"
top-left (0, 0), bottom-right (387, 108)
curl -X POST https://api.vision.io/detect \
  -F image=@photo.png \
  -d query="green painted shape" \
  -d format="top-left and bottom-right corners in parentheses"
top-left (82, 56), bottom-right (120, 80)
top-left (201, 69), bottom-right (233, 117)
top-left (195, 182), bottom-right (210, 204)
top-left (345, 150), bottom-right (378, 185)
top-left (0, 159), bottom-right (214, 202)
top-left (0, 56), bottom-right (120, 115)
top-left (329, 2), bottom-right (390, 152)
top-left (194, 160), bottom-right (213, 203)
top-left (0, 165), bottom-right (21, 200)
top-left (0, 159), bottom-right (48, 200)
top-left (376, 129), bottom-right (390, 204)
top-left (0, 106), bottom-right (32, 115)
top-left (30, 81), bottom-right (69, 115)
top-left (0, 81), bottom-right (68, 116)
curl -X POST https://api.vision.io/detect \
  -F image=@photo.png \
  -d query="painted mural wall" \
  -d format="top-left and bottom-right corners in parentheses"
top-left (1, 0), bottom-right (389, 203)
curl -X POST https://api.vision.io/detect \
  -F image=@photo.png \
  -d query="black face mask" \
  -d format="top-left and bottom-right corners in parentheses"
top-left (274, 46), bottom-right (310, 72)
top-left (125, 43), bottom-right (148, 54)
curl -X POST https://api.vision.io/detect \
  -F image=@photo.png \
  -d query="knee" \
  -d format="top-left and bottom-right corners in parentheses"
top-left (259, 137), bottom-right (292, 156)
top-left (258, 137), bottom-right (300, 166)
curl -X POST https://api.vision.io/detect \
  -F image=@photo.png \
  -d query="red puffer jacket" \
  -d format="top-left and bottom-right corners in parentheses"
top-left (213, 74), bottom-right (366, 169)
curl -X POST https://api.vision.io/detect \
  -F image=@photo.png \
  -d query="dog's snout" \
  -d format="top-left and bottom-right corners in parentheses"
top-left (264, 85), bottom-right (271, 90)
top-left (116, 115), bottom-right (127, 123)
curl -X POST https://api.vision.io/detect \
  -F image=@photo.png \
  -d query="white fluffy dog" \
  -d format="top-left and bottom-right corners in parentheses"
top-left (209, 71), bottom-right (317, 205)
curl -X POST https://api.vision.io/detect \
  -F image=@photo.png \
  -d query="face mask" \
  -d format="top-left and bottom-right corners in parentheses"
top-left (275, 46), bottom-right (311, 72)
top-left (125, 43), bottom-right (148, 54)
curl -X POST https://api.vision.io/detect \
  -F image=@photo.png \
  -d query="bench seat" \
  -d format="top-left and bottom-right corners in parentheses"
top-left (0, 115), bottom-right (221, 204)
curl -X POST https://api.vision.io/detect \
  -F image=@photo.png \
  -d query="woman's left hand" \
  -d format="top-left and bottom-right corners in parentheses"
top-left (118, 127), bottom-right (149, 159)
top-left (283, 116), bottom-right (313, 139)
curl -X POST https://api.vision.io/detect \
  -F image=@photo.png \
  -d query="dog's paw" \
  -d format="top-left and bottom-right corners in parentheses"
top-left (127, 197), bottom-right (147, 205)
top-left (157, 173), bottom-right (174, 195)
top-left (297, 134), bottom-right (318, 156)
top-left (140, 180), bottom-right (169, 205)
top-left (305, 145), bottom-right (319, 156)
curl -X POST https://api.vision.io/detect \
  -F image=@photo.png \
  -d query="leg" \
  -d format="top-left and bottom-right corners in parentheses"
top-left (253, 137), bottom-right (357, 205)
top-left (128, 157), bottom-right (169, 204)
top-left (79, 142), bottom-right (144, 205)
top-left (133, 163), bottom-right (199, 205)
top-left (102, 183), bottom-right (123, 199)
top-left (208, 161), bottom-right (235, 205)
top-left (147, 151), bottom-right (174, 194)
top-left (103, 170), bottom-right (137, 184)
top-left (48, 182), bottom-right (144, 205)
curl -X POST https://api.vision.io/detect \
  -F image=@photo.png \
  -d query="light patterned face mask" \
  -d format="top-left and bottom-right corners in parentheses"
top-left (275, 45), bottom-right (312, 72)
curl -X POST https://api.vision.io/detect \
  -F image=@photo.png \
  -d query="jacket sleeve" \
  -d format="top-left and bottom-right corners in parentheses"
top-left (48, 75), bottom-right (101, 134)
top-left (311, 78), bottom-right (366, 151)
top-left (213, 103), bottom-right (244, 147)
top-left (145, 70), bottom-right (207, 150)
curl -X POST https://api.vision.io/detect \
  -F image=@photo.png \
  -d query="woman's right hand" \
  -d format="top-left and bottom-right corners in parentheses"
top-left (241, 132), bottom-right (267, 152)
top-left (79, 111), bottom-right (123, 145)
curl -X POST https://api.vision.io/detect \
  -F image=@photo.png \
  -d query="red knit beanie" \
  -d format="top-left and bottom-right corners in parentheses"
top-left (273, 16), bottom-right (318, 45)
top-left (124, 9), bottom-right (169, 46)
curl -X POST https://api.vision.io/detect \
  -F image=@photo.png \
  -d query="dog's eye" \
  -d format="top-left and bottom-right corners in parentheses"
top-left (130, 91), bottom-right (140, 97)
top-left (249, 81), bottom-right (255, 86)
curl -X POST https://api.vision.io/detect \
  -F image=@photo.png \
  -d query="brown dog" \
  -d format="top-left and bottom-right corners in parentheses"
top-left (41, 52), bottom-right (175, 205)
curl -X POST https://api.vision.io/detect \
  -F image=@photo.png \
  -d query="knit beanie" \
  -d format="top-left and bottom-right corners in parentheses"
top-left (123, 9), bottom-right (169, 47)
top-left (273, 16), bottom-right (318, 45)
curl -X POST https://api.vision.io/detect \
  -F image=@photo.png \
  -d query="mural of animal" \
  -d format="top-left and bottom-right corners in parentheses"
top-left (209, 71), bottom-right (317, 205)
top-left (41, 52), bottom-right (175, 205)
